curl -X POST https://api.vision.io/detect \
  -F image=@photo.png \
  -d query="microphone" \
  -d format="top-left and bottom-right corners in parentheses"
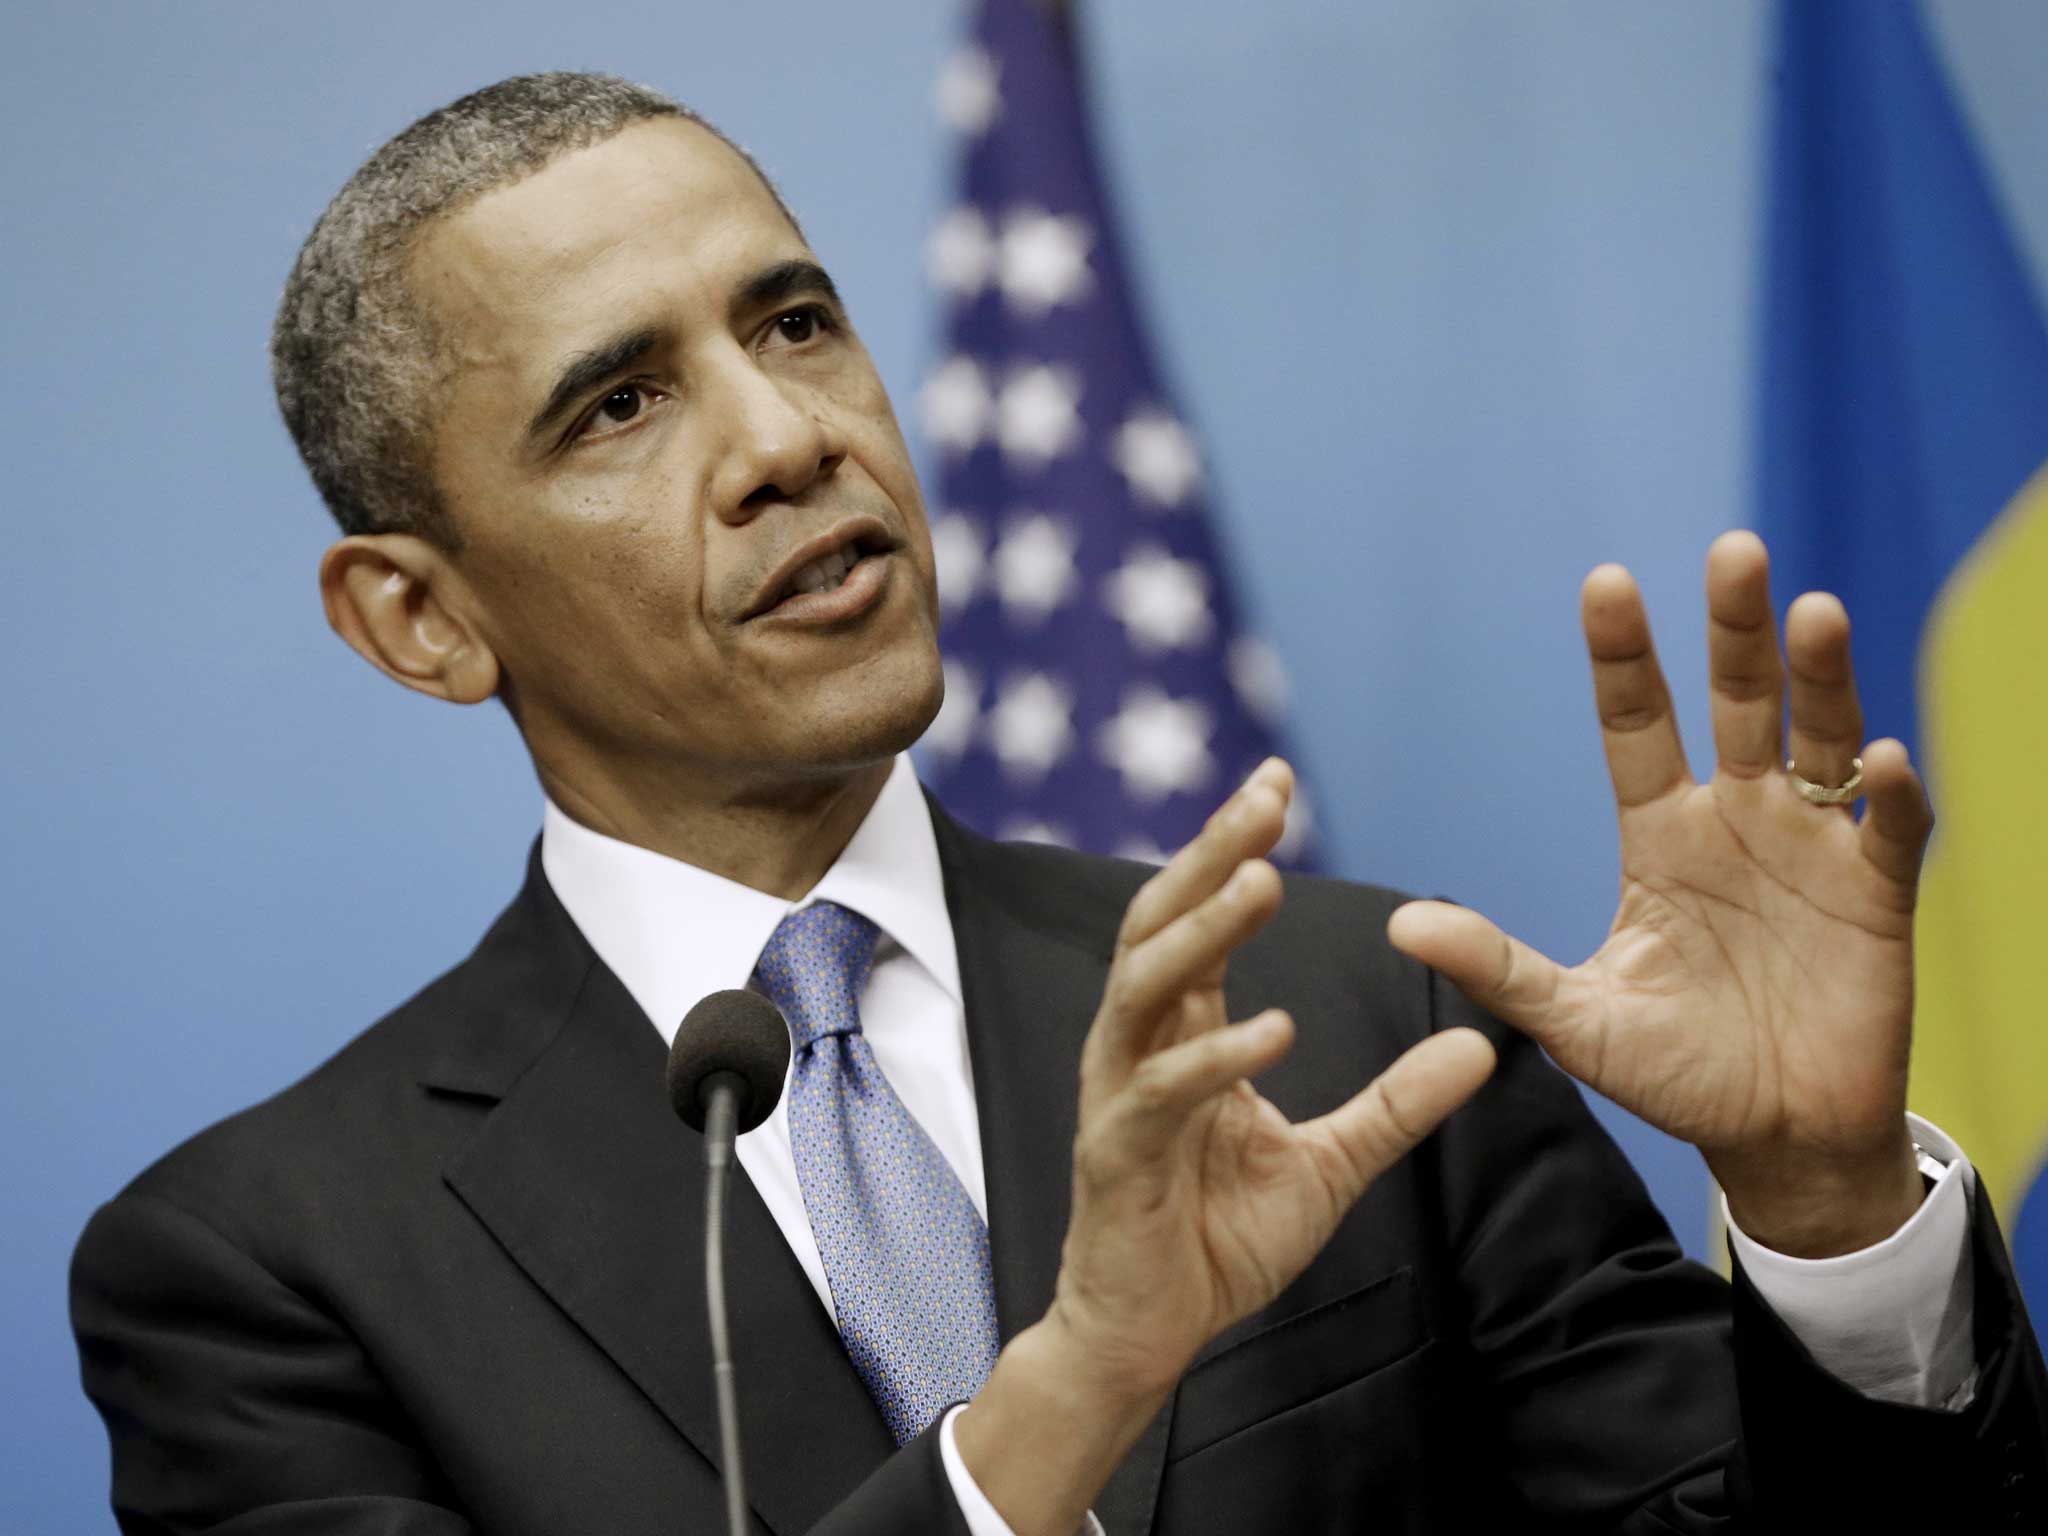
top-left (667, 988), bottom-right (790, 1136)
top-left (666, 989), bottom-right (791, 1536)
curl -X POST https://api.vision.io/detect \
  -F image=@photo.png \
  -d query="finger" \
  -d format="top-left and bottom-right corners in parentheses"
top-left (1105, 859), bottom-right (1284, 1058)
top-left (1299, 1028), bottom-right (1497, 1205)
top-left (1582, 564), bottom-right (1692, 809)
top-left (1784, 591), bottom-right (1864, 810)
top-left (1115, 1009), bottom-right (1297, 1149)
top-left (1386, 900), bottom-right (1568, 1037)
top-left (1118, 758), bottom-right (1292, 952)
top-left (1857, 737), bottom-right (1933, 896)
top-left (1704, 531), bottom-right (1784, 778)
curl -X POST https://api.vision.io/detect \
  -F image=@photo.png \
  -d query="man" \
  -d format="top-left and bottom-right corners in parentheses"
top-left (72, 72), bottom-right (2047, 1534)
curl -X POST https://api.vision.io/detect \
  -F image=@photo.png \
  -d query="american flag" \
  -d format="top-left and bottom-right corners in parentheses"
top-left (913, 0), bottom-right (1320, 870)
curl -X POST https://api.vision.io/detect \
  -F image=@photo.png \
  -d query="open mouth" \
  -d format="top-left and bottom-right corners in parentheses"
top-left (781, 534), bottom-right (886, 600)
top-left (748, 522), bottom-right (900, 623)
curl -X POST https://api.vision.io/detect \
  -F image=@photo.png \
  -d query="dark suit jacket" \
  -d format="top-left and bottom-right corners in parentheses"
top-left (73, 804), bottom-right (2048, 1532)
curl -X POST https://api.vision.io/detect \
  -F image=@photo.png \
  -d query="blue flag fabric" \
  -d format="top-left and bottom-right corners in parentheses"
top-left (1758, 0), bottom-right (2048, 767)
top-left (913, 0), bottom-right (1318, 868)
top-left (1757, 0), bottom-right (2048, 1318)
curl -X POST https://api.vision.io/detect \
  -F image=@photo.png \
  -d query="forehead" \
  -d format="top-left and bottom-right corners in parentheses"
top-left (410, 118), bottom-right (805, 377)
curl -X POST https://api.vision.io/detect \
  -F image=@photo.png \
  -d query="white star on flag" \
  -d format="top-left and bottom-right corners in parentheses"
top-left (1226, 635), bottom-right (1292, 723)
top-left (1102, 544), bottom-right (1213, 652)
top-left (936, 45), bottom-right (1001, 136)
top-left (924, 659), bottom-right (982, 758)
top-left (1112, 409), bottom-right (1203, 509)
top-left (995, 365), bottom-right (1084, 467)
top-left (1096, 686), bottom-right (1216, 801)
top-left (927, 206), bottom-right (996, 299)
top-left (922, 356), bottom-right (992, 455)
top-left (999, 207), bottom-right (1095, 317)
top-left (930, 512), bottom-right (987, 616)
top-left (987, 672), bottom-right (1074, 779)
top-left (992, 513), bottom-right (1078, 621)
top-left (1114, 834), bottom-right (1172, 865)
top-left (918, 2), bottom-right (1320, 869)
top-left (998, 817), bottom-right (1074, 848)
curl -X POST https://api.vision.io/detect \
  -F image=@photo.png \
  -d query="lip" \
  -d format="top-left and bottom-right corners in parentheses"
top-left (752, 547), bottom-right (895, 629)
top-left (741, 515), bottom-right (900, 625)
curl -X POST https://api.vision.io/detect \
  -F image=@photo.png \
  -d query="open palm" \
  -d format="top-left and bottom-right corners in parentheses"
top-left (1053, 761), bottom-right (1496, 1400)
top-left (1388, 533), bottom-right (1933, 1248)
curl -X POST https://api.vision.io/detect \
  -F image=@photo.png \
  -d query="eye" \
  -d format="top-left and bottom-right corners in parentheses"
top-left (596, 386), bottom-right (645, 424)
top-left (766, 304), bottom-right (835, 349)
top-left (572, 383), bottom-right (662, 444)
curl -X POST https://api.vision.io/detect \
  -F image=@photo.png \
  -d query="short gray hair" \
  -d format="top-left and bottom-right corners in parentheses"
top-left (271, 72), bottom-right (787, 548)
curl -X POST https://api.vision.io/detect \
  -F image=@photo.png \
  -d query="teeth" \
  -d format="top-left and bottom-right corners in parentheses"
top-left (788, 546), bottom-right (856, 597)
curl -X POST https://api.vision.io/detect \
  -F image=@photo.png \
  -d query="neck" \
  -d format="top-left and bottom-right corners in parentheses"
top-left (536, 754), bottom-right (896, 901)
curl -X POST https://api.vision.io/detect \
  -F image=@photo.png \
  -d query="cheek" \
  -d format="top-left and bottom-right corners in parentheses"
top-left (851, 374), bottom-right (917, 475)
top-left (466, 501), bottom-right (713, 680)
top-left (836, 382), bottom-right (932, 551)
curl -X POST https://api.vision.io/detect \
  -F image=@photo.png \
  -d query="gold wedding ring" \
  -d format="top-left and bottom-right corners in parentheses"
top-left (1786, 756), bottom-right (1863, 806)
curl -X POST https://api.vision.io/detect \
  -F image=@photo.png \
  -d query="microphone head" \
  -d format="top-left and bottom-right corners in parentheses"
top-left (666, 989), bottom-right (792, 1135)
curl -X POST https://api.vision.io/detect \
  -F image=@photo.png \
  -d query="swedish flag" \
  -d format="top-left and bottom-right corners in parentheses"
top-left (1758, 0), bottom-right (2048, 1320)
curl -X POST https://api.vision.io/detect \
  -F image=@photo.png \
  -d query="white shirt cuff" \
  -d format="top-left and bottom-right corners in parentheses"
top-left (938, 1403), bottom-right (1107, 1536)
top-left (1725, 1113), bottom-right (1979, 1410)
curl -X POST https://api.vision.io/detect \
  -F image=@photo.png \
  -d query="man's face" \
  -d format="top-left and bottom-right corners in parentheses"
top-left (410, 118), bottom-right (941, 799)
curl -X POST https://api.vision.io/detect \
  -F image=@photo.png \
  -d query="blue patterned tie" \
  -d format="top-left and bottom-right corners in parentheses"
top-left (753, 901), bottom-right (1001, 1444)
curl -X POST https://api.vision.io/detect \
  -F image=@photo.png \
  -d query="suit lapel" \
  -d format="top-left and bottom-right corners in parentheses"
top-left (932, 805), bottom-right (1175, 1536)
top-left (431, 821), bottom-right (1180, 1534)
top-left (433, 855), bottom-right (893, 1535)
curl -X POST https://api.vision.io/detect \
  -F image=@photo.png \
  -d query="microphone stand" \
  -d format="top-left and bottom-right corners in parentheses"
top-left (701, 1071), bottom-right (749, 1536)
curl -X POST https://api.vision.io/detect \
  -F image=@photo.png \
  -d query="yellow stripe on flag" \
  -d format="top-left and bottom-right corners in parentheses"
top-left (1912, 462), bottom-right (2048, 1219)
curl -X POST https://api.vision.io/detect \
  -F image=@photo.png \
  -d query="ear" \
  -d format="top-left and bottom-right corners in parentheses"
top-left (319, 534), bottom-right (500, 706)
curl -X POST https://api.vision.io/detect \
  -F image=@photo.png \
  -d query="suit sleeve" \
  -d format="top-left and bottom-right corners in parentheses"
top-left (1728, 1184), bottom-right (2048, 1529)
top-left (808, 1421), bottom-right (972, 1536)
top-left (72, 1192), bottom-right (476, 1535)
top-left (1417, 967), bottom-right (2048, 1532)
top-left (73, 1190), bottom-right (977, 1535)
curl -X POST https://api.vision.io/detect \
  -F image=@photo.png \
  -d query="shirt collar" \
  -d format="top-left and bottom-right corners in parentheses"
top-left (539, 755), bottom-right (958, 1047)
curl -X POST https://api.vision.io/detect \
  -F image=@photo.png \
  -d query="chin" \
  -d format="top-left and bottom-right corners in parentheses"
top-left (783, 644), bottom-right (944, 776)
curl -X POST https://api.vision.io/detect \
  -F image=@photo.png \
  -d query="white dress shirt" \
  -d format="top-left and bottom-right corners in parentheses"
top-left (540, 753), bottom-right (1979, 1534)
top-left (545, 755), bottom-right (983, 1318)
top-left (1727, 1118), bottom-right (1978, 1409)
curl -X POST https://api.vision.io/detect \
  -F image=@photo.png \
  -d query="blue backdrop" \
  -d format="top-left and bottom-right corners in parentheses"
top-left (6, 3), bottom-right (2045, 1526)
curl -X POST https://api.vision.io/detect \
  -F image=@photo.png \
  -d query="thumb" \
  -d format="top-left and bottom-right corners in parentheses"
top-left (1306, 1027), bottom-right (1498, 1205)
top-left (1387, 900), bottom-right (1567, 1037)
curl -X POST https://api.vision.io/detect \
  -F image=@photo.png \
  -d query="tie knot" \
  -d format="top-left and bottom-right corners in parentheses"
top-left (753, 901), bottom-right (882, 1050)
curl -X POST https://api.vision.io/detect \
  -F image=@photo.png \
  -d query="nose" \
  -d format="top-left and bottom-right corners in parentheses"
top-left (708, 349), bottom-right (848, 523)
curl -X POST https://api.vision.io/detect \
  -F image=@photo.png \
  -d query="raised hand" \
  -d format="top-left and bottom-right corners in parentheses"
top-left (1386, 531), bottom-right (1932, 1257)
top-left (956, 760), bottom-right (1495, 1536)
top-left (1048, 757), bottom-right (1496, 1397)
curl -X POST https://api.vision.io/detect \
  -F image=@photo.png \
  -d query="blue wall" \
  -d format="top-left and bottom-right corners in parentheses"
top-left (5, 3), bottom-right (2044, 1526)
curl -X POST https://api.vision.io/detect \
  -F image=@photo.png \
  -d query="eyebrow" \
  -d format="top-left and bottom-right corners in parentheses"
top-left (526, 325), bottom-right (666, 444)
top-left (521, 260), bottom-right (845, 446)
top-left (733, 257), bottom-right (843, 320)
